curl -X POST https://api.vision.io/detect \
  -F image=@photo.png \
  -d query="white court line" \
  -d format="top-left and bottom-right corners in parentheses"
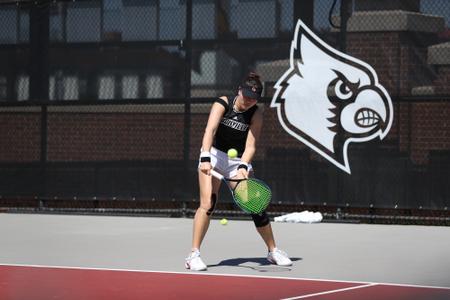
top-left (0, 263), bottom-right (449, 291)
top-left (280, 283), bottom-right (377, 300)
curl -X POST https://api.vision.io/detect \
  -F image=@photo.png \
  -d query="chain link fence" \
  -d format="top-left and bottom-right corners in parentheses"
top-left (0, 0), bottom-right (449, 224)
top-left (1, 0), bottom-right (449, 100)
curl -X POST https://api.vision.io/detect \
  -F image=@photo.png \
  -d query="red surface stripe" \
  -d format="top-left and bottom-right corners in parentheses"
top-left (0, 265), bottom-right (449, 300)
top-left (0, 265), bottom-right (360, 300)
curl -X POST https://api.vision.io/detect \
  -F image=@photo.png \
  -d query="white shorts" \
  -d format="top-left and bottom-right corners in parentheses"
top-left (198, 147), bottom-right (253, 178)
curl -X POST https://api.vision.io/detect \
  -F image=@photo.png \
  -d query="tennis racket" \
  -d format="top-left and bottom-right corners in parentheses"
top-left (210, 169), bottom-right (272, 214)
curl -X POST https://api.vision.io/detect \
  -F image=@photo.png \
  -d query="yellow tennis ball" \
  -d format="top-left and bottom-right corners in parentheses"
top-left (227, 148), bottom-right (238, 158)
top-left (220, 218), bottom-right (228, 225)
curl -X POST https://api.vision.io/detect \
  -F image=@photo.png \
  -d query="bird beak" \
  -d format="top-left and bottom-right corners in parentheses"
top-left (341, 88), bottom-right (391, 138)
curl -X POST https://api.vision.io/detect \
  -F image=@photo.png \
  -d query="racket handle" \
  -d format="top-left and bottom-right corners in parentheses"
top-left (210, 169), bottom-right (224, 180)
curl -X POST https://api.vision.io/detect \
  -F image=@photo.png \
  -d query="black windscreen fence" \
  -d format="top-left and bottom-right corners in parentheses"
top-left (0, 0), bottom-right (448, 224)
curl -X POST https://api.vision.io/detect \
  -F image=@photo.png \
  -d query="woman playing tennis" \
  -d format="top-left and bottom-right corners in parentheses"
top-left (185, 72), bottom-right (292, 271)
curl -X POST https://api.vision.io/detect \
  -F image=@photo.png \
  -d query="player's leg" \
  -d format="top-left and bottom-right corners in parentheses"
top-left (186, 170), bottom-right (221, 271)
top-left (252, 214), bottom-right (293, 266)
top-left (253, 214), bottom-right (275, 251)
top-left (245, 171), bottom-right (292, 266)
top-left (192, 172), bottom-right (221, 250)
top-left (230, 169), bottom-right (276, 252)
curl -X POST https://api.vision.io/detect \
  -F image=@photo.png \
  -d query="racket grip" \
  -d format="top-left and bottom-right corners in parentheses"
top-left (210, 169), bottom-right (224, 180)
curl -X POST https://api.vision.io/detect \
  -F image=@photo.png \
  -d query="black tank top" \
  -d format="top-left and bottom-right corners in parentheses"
top-left (213, 96), bottom-right (258, 156)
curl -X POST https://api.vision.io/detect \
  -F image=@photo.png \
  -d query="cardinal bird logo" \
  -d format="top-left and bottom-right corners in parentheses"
top-left (271, 20), bottom-right (393, 174)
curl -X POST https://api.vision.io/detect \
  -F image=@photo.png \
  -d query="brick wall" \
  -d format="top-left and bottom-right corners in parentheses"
top-left (410, 102), bottom-right (450, 164)
top-left (1, 101), bottom-right (447, 166)
top-left (0, 113), bottom-right (41, 162)
top-left (47, 113), bottom-right (184, 161)
top-left (345, 30), bottom-right (449, 165)
top-left (347, 32), bottom-right (400, 95)
top-left (347, 32), bottom-right (437, 97)
top-left (394, 101), bottom-right (450, 164)
top-left (434, 66), bottom-right (450, 95)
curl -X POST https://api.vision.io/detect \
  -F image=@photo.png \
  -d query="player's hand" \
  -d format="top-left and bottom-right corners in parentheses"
top-left (199, 162), bottom-right (212, 175)
top-left (236, 167), bottom-right (248, 179)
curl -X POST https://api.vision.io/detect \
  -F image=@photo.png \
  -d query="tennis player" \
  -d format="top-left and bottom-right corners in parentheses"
top-left (185, 72), bottom-right (292, 271)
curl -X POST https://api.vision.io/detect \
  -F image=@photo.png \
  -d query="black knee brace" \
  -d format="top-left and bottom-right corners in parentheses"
top-left (251, 211), bottom-right (270, 227)
top-left (206, 193), bottom-right (217, 216)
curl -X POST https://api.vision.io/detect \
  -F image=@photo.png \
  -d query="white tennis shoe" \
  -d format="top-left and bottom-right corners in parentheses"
top-left (267, 248), bottom-right (293, 266)
top-left (185, 249), bottom-right (207, 271)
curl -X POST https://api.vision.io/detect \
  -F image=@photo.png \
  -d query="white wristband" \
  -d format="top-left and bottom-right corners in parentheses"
top-left (238, 162), bottom-right (249, 171)
top-left (200, 151), bottom-right (211, 158)
top-left (200, 151), bottom-right (211, 163)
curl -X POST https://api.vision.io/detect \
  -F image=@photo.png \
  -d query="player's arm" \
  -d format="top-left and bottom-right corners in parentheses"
top-left (199, 96), bottom-right (227, 174)
top-left (201, 96), bottom-right (227, 152)
top-left (239, 107), bottom-right (263, 178)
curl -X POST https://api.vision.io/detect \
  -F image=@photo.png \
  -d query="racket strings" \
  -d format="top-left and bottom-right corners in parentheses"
top-left (234, 179), bottom-right (271, 214)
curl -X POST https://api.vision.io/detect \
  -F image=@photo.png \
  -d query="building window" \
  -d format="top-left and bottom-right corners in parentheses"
top-left (63, 76), bottom-right (79, 100)
top-left (49, 72), bottom-right (65, 100)
top-left (17, 75), bottom-right (29, 101)
top-left (99, 76), bottom-right (115, 99)
top-left (122, 75), bottom-right (139, 99)
top-left (18, 9), bottom-right (29, 43)
top-left (50, 2), bottom-right (66, 42)
top-left (146, 75), bottom-right (163, 98)
top-left (0, 8), bottom-right (17, 44)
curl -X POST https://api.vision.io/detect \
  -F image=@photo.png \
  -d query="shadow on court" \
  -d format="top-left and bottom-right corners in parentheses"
top-left (208, 257), bottom-right (302, 272)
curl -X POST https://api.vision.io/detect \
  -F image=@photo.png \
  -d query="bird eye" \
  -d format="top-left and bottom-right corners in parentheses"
top-left (328, 71), bottom-right (360, 102)
top-left (335, 79), bottom-right (353, 100)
